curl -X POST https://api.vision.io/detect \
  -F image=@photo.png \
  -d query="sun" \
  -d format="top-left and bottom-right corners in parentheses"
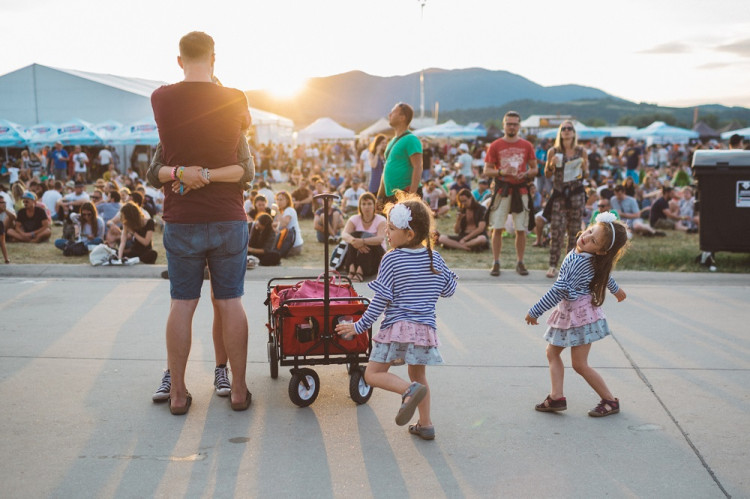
top-left (266, 76), bottom-right (308, 99)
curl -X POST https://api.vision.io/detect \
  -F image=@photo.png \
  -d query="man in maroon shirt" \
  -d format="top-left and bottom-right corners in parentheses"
top-left (151, 31), bottom-right (252, 415)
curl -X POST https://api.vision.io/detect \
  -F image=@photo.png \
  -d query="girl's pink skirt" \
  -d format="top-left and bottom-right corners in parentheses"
top-left (370, 320), bottom-right (443, 366)
top-left (544, 295), bottom-right (611, 347)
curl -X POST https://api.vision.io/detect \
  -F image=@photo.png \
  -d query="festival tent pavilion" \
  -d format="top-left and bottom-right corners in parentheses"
top-left (693, 121), bottom-right (720, 141)
top-left (721, 127), bottom-right (750, 140)
top-left (358, 118), bottom-right (391, 139)
top-left (297, 117), bottom-right (355, 143)
top-left (413, 120), bottom-right (485, 139)
top-left (93, 120), bottom-right (124, 141)
top-left (0, 119), bottom-right (29, 160)
top-left (0, 119), bottom-right (29, 147)
top-left (250, 107), bottom-right (294, 144)
top-left (110, 117), bottom-right (159, 146)
top-left (536, 121), bottom-right (611, 141)
top-left (629, 121), bottom-right (699, 145)
top-left (47, 119), bottom-right (107, 146)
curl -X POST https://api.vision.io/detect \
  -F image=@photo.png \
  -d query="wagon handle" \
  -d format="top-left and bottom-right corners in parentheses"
top-left (313, 193), bottom-right (340, 341)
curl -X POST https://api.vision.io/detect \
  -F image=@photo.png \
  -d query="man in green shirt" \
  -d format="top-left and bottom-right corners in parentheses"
top-left (377, 102), bottom-right (423, 204)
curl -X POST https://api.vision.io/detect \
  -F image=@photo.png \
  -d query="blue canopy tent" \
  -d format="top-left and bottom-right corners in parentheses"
top-left (93, 120), bottom-right (124, 141)
top-left (52, 119), bottom-right (107, 146)
top-left (720, 127), bottom-right (750, 140)
top-left (413, 120), bottom-right (484, 139)
top-left (110, 118), bottom-right (159, 146)
top-left (27, 122), bottom-right (59, 146)
top-left (630, 121), bottom-right (698, 145)
top-left (0, 119), bottom-right (29, 147)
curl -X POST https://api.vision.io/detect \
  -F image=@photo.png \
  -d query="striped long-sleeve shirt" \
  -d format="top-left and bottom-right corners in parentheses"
top-left (528, 250), bottom-right (619, 318)
top-left (354, 247), bottom-right (458, 335)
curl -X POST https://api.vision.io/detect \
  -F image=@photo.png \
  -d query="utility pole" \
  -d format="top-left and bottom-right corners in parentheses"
top-left (418, 0), bottom-right (426, 120)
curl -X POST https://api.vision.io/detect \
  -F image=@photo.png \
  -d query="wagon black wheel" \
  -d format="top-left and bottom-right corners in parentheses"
top-left (349, 366), bottom-right (373, 405)
top-left (267, 340), bottom-right (278, 379)
top-left (289, 368), bottom-right (320, 407)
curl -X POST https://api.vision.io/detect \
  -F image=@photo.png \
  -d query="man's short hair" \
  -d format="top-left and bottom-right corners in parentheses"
top-left (729, 134), bottom-right (743, 148)
top-left (397, 103), bottom-right (414, 127)
top-left (54, 181), bottom-right (63, 190)
top-left (613, 185), bottom-right (625, 193)
top-left (179, 31), bottom-right (214, 61)
top-left (662, 185), bottom-right (673, 193)
top-left (503, 111), bottom-right (521, 123)
top-left (109, 190), bottom-right (121, 203)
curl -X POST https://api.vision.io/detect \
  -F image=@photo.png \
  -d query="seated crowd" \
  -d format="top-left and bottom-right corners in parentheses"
top-left (1, 133), bottom-right (732, 271)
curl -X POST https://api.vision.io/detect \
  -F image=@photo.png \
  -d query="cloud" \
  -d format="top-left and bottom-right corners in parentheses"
top-left (716, 39), bottom-right (750, 57)
top-left (697, 62), bottom-right (732, 70)
top-left (638, 42), bottom-right (691, 54)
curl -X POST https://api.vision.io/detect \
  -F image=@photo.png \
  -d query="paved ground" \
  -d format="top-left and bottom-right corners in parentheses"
top-left (1, 265), bottom-right (748, 498)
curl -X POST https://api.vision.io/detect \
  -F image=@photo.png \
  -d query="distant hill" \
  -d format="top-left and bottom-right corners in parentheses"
top-left (245, 67), bottom-right (750, 132)
top-left (245, 68), bottom-right (615, 129)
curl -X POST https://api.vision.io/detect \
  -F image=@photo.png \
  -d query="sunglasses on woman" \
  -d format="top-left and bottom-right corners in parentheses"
top-left (561, 126), bottom-right (575, 132)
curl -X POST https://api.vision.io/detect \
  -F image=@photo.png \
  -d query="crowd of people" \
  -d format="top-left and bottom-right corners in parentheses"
top-left (0, 115), bottom-right (745, 274)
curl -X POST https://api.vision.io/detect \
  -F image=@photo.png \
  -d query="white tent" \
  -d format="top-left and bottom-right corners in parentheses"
top-left (297, 117), bottom-right (355, 143)
top-left (537, 121), bottom-right (611, 140)
top-left (358, 117), bottom-right (391, 138)
top-left (630, 121), bottom-right (699, 145)
top-left (250, 106), bottom-right (294, 144)
top-left (721, 127), bottom-right (750, 140)
top-left (413, 120), bottom-right (484, 139)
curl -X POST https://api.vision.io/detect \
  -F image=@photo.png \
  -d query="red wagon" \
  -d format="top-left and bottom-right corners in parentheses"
top-left (264, 193), bottom-right (374, 407)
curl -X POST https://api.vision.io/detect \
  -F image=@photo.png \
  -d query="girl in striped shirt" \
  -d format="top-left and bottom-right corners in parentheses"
top-left (525, 213), bottom-right (629, 417)
top-left (336, 194), bottom-right (457, 440)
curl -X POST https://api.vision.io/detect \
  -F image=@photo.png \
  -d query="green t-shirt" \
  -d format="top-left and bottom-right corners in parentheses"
top-left (589, 209), bottom-right (620, 225)
top-left (383, 133), bottom-right (422, 196)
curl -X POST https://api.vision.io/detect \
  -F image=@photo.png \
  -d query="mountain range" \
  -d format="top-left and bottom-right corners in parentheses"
top-left (244, 68), bottom-right (750, 131)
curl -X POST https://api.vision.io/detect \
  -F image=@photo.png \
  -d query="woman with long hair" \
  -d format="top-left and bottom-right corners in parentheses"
top-left (340, 192), bottom-right (387, 281)
top-left (118, 201), bottom-right (157, 263)
top-left (368, 134), bottom-right (388, 194)
top-left (544, 121), bottom-right (589, 278)
top-left (274, 190), bottom-right (304, 257)
top-left (54, 201), bottom-right (105, 250)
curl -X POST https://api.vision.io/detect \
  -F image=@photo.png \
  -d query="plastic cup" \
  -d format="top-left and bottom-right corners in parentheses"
top-left (338, 315), bottom-right (353, 325)
top-left (555, 153), bottom-right (564, 165)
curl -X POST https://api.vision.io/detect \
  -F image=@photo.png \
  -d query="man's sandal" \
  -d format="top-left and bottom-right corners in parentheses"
top-left (588, 398), bottom-right (619, 417)
top-left (395, 382), bottom-right (427, 426)
top-left (408, 423), bottom-right (435, 440)
top-left (535, 395), bottom-right (567, 412)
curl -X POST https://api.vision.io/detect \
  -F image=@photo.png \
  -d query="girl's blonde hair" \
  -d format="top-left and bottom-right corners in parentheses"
top-left (588, 219), bottom-right (629, 307)
top-left (384, 191), bottom-right (439, 274)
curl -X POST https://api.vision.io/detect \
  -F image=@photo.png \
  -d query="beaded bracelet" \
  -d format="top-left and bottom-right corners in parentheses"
top-left (171, 166), bottom-right (178, 181)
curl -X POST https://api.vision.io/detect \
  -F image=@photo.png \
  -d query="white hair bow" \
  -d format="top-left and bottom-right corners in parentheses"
top-left (389, 203), bottom-right (412, 230)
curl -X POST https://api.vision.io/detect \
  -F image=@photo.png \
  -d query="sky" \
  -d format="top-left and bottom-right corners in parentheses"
top-left (2, 0), bottom-right (750, 108)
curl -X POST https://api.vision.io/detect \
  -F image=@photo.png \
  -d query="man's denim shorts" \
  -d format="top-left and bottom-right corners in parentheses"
top-left (163, 221), bottom-right (249, 300)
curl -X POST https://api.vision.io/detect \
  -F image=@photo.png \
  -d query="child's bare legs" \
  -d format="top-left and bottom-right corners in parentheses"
top-left (570, 343), bottom-right (614, 400)
top-left (364, 361), bottom-right (410, 395)
top-left (408, 364), bottom-right (431, 427)
top-left (546, 344), bottom-right (565, 399)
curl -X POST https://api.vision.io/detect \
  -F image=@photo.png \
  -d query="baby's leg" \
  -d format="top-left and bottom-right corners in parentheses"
top-left (571, 344), bottom-right (614, 400)
top-left (546, 344), bottom-right (565, 399)
top-left (365, 361), bottom-right (409, 395)
top-left (408, 364), bottom-right (431, 427)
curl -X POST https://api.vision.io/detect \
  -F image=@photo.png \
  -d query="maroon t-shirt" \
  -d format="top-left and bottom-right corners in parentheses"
top-left (151, 82), bottom-right (251, 223)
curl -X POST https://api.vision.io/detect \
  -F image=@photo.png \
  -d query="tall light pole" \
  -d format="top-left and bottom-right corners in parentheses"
top-left (418, 0), bottom-right (427, 120)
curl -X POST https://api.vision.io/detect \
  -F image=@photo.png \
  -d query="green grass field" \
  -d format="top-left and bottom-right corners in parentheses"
top-left (7, 201), bottom-right (750, 273)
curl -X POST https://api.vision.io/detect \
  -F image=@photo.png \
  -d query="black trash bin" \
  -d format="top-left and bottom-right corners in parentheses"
top-left (692, 150), bottom-right (750, 253)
